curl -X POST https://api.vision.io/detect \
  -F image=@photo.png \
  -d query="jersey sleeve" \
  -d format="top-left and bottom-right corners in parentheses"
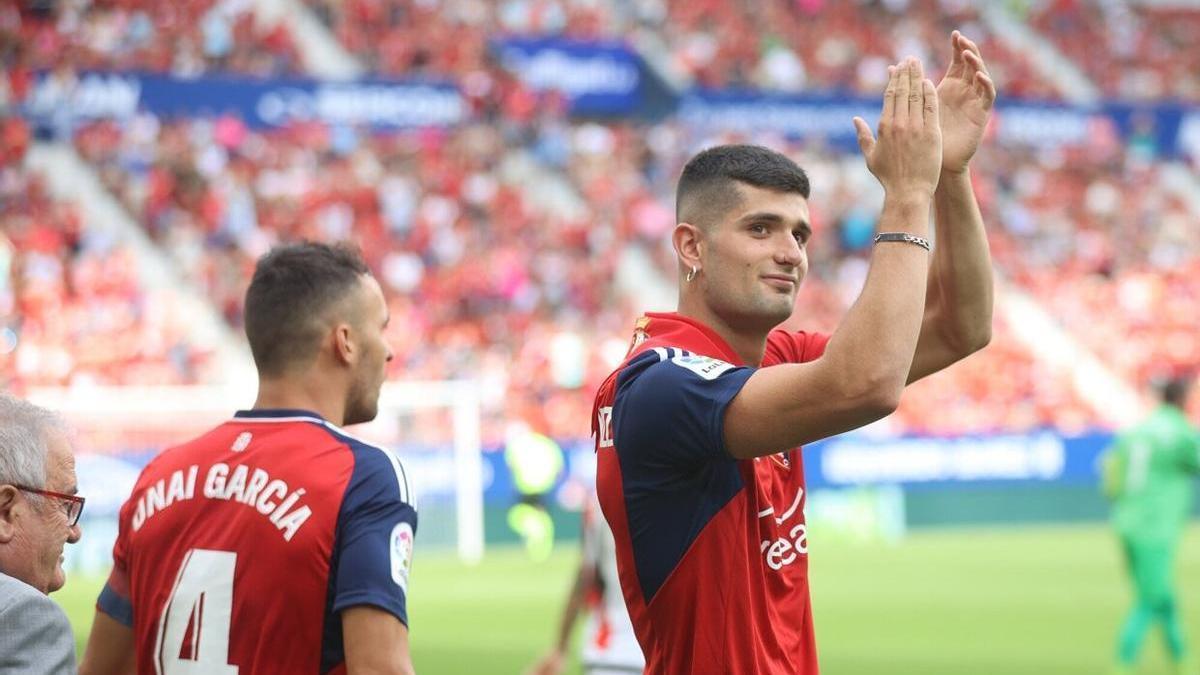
top-left (96, 476), bottom-right (138, 627)
top-left (613, 348), bottom-right (754, 465)
top-left (764, 329), bottom-right (830, 366)
top-left (332, 446), bottom-right (418, 627)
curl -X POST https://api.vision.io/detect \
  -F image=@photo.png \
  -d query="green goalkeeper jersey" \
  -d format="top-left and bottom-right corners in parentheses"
top-left (1104, 405), bottom-right (1200, 543)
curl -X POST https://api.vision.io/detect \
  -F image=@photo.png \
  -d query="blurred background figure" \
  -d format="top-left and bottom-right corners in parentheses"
top-left (528, 491), bottom-right (642, 675)
top-left (0, 393), bottom-right (83, 675)
top-left (506, 421), bottom-right (565, 562)
top-left (1102, 376), bottom-right (1200, 675)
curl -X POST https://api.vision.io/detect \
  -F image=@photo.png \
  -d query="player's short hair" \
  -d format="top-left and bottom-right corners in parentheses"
top-left (244, 241), bottom-right (371, 377)
top-left (0, 393), bottom-right (65, 489)
top-left (1157, 375), bottom-right (1192, 408)
top-left (676, 144), bottom-right (810, 230)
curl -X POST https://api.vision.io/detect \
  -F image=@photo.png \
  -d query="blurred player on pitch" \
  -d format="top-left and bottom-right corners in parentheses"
top-left (527, 490), bottom-right (643, 675)
top-left (592, 32), bottom-right (995, 673)
top-left (80, 242), bottom-right (417, 675)
top-left (1102, 375), bottom-right (1199, 675)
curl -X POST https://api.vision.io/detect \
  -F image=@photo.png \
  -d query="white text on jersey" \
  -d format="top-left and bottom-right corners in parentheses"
top-left (131, 462), bottom-right (313, 542)
top-left (759, 523), bottom-right (809, 570)
top-left (597, 406), bottom-right (614, 448)
top-left (758, 486), bottom-right (808, 570)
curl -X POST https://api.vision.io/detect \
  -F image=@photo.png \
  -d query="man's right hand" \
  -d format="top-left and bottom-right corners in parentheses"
top-left (853, 57), bottom-right (943, 200)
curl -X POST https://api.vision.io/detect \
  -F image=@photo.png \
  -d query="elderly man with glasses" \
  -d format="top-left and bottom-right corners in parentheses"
top-left (0, 392), bottom-right (85, 675)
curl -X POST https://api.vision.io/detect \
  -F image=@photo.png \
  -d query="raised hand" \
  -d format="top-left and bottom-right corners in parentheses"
top-left (853, 57), bottom-right (943, 199)
top-left (937, 30), bottom-right (996, 175)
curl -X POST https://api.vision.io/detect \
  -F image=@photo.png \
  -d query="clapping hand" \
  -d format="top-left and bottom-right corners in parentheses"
top-left (853, 57), bottom-right (943, 199)
top-left (937, 30), bottom-right (997, 175)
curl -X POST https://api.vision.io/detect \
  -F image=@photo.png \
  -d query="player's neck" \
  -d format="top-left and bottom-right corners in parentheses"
top-left (675, 298), bottom-right (767, 367)
top-left (253, 376), bottom-right (347, 426)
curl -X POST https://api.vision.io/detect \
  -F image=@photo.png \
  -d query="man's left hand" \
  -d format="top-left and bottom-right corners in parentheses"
top-left (937, 30), bottom-right (997, 175)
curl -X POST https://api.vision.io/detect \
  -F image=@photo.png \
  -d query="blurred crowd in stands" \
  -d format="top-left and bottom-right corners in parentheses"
top-left (0, 0), bottom-right (299, 81)
top-left (2, 0), bottom-right (1198, 441)
top-left (1028, 0), bottom-right (1200, 102)
top-left (1, 115), bottom-right (210, 389)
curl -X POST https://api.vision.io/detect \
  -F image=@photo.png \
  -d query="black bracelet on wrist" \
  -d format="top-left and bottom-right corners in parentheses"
top-left (874, 232), bottom-right (932, 251)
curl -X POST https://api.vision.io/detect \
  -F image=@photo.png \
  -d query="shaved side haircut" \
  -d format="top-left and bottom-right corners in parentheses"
top-left (676, 144), bottom-right (811, 230)
top-left (244, 241), bottom-right (371, 377)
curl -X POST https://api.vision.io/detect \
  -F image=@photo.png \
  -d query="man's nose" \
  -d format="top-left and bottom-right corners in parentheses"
top-left (776, 236), bottom-right (803, 267)
top-left (67, 522), bottom-right (82, 544)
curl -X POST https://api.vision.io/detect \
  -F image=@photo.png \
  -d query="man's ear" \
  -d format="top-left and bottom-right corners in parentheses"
top-left (0, 486), bottom-right (20, 544)
top-left (673, 222), bottom-right (704, 275)
top-left (332, 323), bottom-right (357, 366)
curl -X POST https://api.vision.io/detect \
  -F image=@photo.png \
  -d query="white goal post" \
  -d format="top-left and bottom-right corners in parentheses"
top-left (28, 381), bottom-right (485, 569)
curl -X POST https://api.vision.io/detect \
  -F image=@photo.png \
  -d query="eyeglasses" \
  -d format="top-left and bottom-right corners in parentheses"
top-left (13, 485), bottom-right (85, 527)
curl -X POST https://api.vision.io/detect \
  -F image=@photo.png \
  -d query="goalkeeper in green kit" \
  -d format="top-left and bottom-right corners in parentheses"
top-left (1102, 376), bottom-right (1200, 674)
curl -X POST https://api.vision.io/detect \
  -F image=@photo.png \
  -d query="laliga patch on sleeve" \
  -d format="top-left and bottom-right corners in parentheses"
top-left (390, 521), bottom-right (414, 592)
top-left (670, 353), bottom-right (735, 381)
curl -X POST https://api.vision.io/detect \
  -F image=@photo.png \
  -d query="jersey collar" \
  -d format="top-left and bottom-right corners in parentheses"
top-left (638, 312), bottom-right (745, 365)
top-left (234, 408), bottom-right (326, 423)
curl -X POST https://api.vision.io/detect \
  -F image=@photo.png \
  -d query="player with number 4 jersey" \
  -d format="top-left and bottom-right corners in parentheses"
top-left (80, 243), bottom-right (418, 675)
top-left (99, 410), bottom-right (415, 674)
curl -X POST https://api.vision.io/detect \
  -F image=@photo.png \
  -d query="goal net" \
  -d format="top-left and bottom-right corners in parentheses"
top-left (28, 380), bottom-right (484, 578)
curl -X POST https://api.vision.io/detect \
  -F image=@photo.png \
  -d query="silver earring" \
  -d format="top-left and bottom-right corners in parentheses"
top-left (686, 266), bottom-right (698, 282)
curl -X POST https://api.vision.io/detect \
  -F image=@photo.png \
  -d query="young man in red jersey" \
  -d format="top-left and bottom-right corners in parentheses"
top-left (592, 33), bottom-right (995, 674)
top-left (80, 242), bottom-right (416, 675)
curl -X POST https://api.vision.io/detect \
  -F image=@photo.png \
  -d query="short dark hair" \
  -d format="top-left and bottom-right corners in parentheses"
top-left (1157, 376), bottom-right (1192, 408)
top-left (676, 144), bottom-right (810, 229)
top-left (244, 242), bottom-right (371, 377)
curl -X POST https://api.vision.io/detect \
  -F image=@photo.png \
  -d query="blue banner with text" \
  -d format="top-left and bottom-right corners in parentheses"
top-left (679, 89), bottom-right (1197, 157)
top-left (802, 429), bottom-right (1111, 490)
top-left (24, 71), bottom-right (467, 129)
top-left (492, 37), bottom-right (644, 115)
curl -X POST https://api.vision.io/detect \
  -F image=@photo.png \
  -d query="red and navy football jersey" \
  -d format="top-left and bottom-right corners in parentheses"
top-left (592, 313), bottom-right (829, 674)
top-left (96, 409), bottom-right (417, 675)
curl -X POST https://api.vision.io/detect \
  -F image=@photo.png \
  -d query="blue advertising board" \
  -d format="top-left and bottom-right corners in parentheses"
top-left (803, 429), bottom-right (1112, 490)
top-left (491, 37), bottom-right (644, 115)
top-left (23, 71), bottom-right (467, 129)
top-left (678, 89), bottom-right (880, 151)
top-left (678, 89), bottom-right (1200, 158)
top-left (22, 65), bottom-right (1200, 155)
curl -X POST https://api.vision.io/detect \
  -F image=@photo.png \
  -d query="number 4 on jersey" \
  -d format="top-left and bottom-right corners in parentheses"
top-left (155, 549), bottom-right (240, 675)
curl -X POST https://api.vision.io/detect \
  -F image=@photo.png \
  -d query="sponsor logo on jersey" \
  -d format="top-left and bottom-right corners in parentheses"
top-left (760, 523), bottom-right (809, 570)
top-left (758, 486), bottom-right (808, 570)
top-left (391, 521), bottom-right (415, 592)
top-left (669, 353), bottom-right (735, 380)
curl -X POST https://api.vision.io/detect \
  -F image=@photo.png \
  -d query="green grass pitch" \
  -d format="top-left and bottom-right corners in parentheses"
top-left (56, 523), bottom-right (1200, 674)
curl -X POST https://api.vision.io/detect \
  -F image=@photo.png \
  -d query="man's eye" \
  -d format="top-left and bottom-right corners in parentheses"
top-left (751, 224), bottom-right (768, 234)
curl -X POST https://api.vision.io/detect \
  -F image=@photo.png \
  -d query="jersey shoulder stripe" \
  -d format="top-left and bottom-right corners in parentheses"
top-left (317, 421), bottom-right (414, 509)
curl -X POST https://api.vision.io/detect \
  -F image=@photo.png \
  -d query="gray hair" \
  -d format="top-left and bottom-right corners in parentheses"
top-left (0, 393), bottom-right (66, 488)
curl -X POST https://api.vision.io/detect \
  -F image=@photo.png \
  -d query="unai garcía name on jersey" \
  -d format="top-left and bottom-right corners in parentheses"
top-left (130, 462), bottom-right (312, 541)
